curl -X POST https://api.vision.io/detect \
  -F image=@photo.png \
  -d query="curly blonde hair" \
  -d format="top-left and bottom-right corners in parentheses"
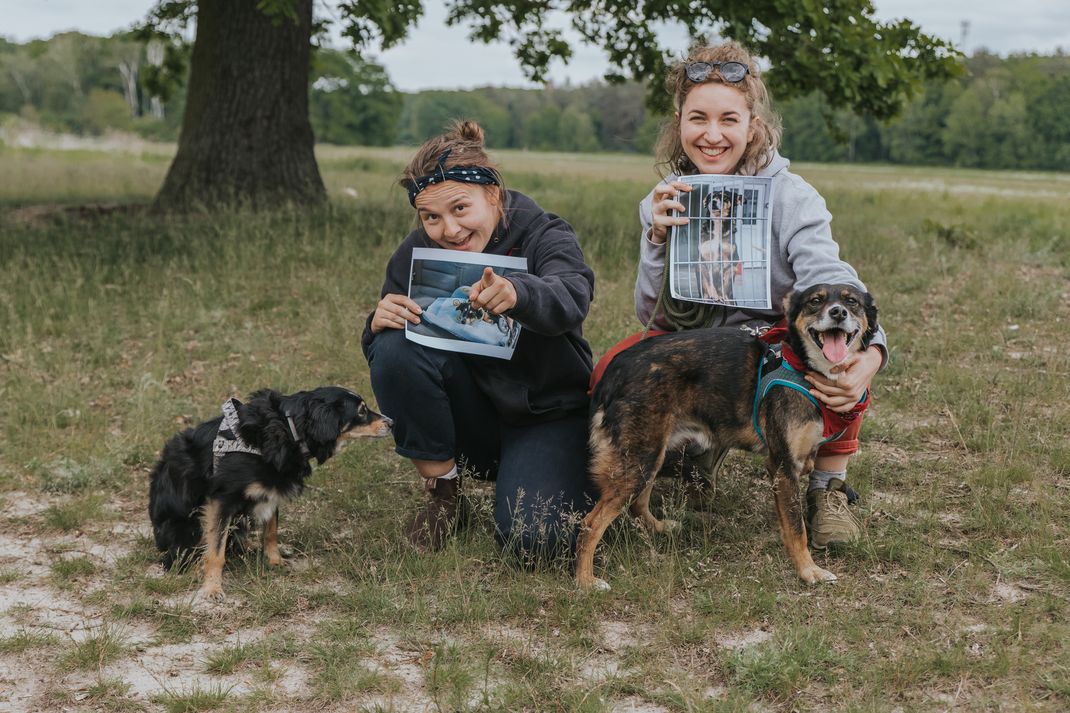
top-left (654, 42), bottom-right (782, 177)
top-left (400, 119), bottom-right (505, 212)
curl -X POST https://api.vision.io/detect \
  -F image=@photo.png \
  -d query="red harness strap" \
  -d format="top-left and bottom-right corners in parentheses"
top-left (588, 329), bottom-right (669, 395)
top-left (760, 322), bottom-right (869, 442)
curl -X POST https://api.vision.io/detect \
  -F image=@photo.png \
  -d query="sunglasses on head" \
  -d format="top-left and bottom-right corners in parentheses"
top-left (685, 60), bottom-right (749, 84)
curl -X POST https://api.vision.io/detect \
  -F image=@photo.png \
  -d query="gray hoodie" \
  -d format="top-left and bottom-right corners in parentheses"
top-left (634, 151), bottom-right (888, 360)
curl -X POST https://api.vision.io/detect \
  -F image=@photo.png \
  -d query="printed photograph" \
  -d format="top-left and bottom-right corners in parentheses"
top-left (406, 248), bottom-right (527, 359)
top-left (669, 175), bottom-right (773, 309)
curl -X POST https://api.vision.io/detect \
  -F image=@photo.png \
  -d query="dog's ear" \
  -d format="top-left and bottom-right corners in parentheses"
top-left (308, 399), bottom-right (345, 445)
top-left (862, 291), bottom-right (879, 346)
top-left (782, 290), bottom-right (800, 318)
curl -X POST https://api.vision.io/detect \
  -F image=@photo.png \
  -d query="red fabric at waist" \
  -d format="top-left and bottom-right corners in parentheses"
top-left (588, 330), bottom-right (669, 395)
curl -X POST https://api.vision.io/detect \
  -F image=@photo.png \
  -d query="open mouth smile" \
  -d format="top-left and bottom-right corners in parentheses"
top-left (809, 327), bottom-right (859, 364)
top-left (697, 145), bottom-right (729, 158)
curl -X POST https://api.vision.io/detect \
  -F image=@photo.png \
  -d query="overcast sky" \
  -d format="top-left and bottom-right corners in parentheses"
top-left (3, 0), bottom-right (1068, 91)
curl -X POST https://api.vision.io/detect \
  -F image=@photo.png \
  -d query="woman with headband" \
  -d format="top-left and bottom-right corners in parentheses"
top-left (361, 120), bottom-right (596, 560)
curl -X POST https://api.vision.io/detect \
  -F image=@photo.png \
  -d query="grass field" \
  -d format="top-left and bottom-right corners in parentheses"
top-left (1, 139), bottom-right (1068, 712)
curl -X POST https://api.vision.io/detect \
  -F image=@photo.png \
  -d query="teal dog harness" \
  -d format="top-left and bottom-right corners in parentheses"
top-left (751, 346), bottom-right (868, 447)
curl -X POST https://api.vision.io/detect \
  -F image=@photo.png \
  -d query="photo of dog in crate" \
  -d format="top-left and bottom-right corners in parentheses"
top-left (406, 248), bottom-right (525, 359)
top-left (669, 176), bottom-right (772, 309)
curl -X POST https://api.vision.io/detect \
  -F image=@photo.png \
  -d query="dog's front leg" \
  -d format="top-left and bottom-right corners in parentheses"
top-left (197, 498), bottom-right (234, 601)
top-left (768, 457), bottom-right (837, 584)
top-left (263, 508), bottom-right (283, 567)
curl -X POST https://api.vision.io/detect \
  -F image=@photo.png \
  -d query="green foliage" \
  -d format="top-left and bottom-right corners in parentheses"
top-left (310, 49), bottom-right (402, 146)
top-left (780, 51), bottom-right (1070, 170)
top-left (442, 0), bottom-right (960, 118)
top-left (5, 26), bottom-right (1069, 170)
top-left (82, 88), bottom-right (133, 134)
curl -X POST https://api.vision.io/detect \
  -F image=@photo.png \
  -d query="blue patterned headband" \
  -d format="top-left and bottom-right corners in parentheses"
top-left (406, 149), bottom-right (500, 207)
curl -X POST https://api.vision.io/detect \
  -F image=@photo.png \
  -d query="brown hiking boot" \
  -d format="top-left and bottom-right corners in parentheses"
top-left (806, 478), bottom-right (861, 549)
top-left (407, 476), bottom-right (462, 552)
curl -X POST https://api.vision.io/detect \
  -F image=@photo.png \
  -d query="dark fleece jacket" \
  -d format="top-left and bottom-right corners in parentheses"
top-left (362, 190), bottom-right (595, 425)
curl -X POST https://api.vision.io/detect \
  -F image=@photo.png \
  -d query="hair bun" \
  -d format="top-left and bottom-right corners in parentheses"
top-left (449, 119), bottom-right (485, 147)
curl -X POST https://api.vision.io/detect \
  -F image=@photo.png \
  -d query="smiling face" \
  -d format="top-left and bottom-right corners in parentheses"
top-left (414, 181), bottom-right (501, 252)
top-left (787, 284), bottom-right (878, 377)
top-left (678, 82), bottom-right (755, 175)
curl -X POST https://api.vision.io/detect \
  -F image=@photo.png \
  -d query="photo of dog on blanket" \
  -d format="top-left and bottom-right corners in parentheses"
top-left (148, 386), bottom-right (392, 601)
top-left (577, 284), bottom-right (878, 591)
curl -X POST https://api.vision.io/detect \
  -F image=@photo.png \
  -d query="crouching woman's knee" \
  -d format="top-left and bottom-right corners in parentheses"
top-left (367, 329), bottom-right (444, 399)
top-left (494, 497), bottom-right (584, 566)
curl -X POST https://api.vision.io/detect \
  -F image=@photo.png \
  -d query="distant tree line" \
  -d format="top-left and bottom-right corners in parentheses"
top-left (1, 32), bottom-right (1067, 171)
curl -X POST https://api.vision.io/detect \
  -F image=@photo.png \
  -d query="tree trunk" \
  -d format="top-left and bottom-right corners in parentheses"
top-left (154, 0), bottom-right (325, 210)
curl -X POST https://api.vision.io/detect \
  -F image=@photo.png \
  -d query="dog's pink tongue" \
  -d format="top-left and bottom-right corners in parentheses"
top-left (822, 331), bottom-right (848, 363)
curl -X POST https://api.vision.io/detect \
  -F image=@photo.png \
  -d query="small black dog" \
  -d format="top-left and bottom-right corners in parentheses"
top-left (577, 284), bottom-right (878, 591)
top-left (148, 386), bottom-right (391, 600)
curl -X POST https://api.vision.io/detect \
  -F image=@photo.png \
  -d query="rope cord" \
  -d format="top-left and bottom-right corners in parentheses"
top-left (644, 230), bottom-right (723, 333)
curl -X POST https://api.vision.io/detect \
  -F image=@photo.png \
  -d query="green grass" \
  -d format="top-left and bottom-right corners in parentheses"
top-left (50, 555), bottom-right (97, 588)
top-left (59, 625), bottom-right (128, 671)
top-left (41, 493), bottom-right (106, 531)
top-left (150, 684), bottom-right (232, 713)
top-left (0, 143), bottom-right (1068, 709)
top-left (0, 629), bottom-right (61, 654)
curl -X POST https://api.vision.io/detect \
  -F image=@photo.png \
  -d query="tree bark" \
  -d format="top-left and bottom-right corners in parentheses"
top-left (154, 0), bottom-right (326, 210)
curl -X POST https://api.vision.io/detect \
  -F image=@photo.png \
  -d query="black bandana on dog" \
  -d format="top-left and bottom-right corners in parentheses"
top-left (406, 149), bottom-right (500, 207)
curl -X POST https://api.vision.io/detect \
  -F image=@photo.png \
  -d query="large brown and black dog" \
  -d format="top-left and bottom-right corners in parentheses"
top-left (576, 284), bottom-right (878, 591)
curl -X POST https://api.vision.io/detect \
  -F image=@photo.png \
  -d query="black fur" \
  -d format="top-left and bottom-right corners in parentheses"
top-left (575, 284), bottom-right (878, 590)
top-left (148, 386), bottom-right (390, 572)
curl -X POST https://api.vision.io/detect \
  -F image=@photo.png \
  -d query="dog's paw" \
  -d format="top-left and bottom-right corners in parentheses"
top-left (798, 565), bottom-right (838, 584)
top-left (195, 585), bottom-right (226, 603)
top-left (577, 576), bottom-right (612, 592)
top-left (655, 519), bottom-right (681, 534)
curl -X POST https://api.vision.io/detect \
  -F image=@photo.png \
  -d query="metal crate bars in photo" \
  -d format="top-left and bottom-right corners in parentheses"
top-left (668, 175), bottom-right (773, 309)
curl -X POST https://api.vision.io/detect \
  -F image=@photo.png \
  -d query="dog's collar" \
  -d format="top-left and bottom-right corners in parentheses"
top-left (284, 410), bottom-right (312, 461)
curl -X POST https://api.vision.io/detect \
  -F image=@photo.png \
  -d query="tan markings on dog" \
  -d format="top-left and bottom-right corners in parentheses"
top-left (263, 510), bottom-right (282, 566)
top-left (588, 410), bottom-right (617, 482)
top-left (794, 308), bottom-right (831, 378)
top-left (198, 499), bottom-right (227, 601)
top-left (345, 419), bottom-right (393, 439)
top-left (244, 482), bottom-right (276, 501)
top-left (785, 420), bottom-right (824, 472)
top-left (768, 461), bottom-right (836, 583)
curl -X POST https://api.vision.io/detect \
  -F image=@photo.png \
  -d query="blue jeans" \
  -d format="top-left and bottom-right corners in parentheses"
top-left (367, 329), bottom-right (594, 560)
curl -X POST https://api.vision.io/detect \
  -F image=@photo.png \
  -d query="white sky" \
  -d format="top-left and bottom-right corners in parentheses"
top-left (2, 0), bottom-right (1068, 91)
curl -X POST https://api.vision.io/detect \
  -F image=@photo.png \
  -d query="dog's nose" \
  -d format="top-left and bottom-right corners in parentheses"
top-left (829, 305), bottom-right (848, 321)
